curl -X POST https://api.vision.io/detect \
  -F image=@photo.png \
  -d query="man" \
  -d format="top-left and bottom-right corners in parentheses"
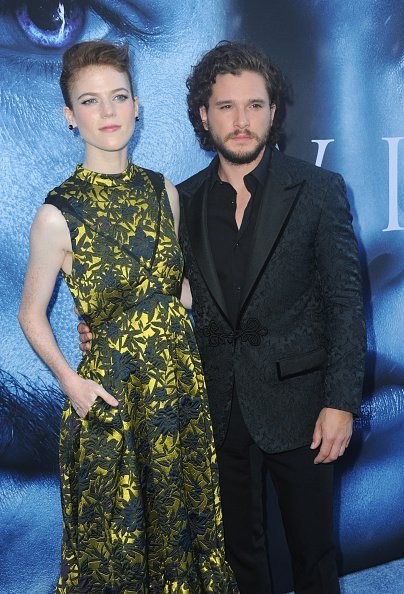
top-left (79, 42), bottom-right (365, 593)
top-left (177, 42), bottom-right (365, 594)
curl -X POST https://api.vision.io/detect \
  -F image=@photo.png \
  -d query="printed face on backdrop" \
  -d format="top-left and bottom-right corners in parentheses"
top-left (239, 0), bottom-right (404, 574)
top-left (1, 0), bottom-right (403, 591)
top-left (0, 1), bottom-right (231, 591)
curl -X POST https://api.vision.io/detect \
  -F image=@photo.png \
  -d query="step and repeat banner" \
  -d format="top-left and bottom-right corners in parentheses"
top-left (0, 1), bottom-right (403, 593)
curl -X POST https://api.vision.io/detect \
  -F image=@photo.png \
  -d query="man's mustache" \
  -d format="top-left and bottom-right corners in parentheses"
top-left (224, 130), bottom-right (259, 141)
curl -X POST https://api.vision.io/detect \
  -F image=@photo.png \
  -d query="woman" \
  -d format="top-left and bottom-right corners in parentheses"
top-left (18, 40), bottom-right (237, 594)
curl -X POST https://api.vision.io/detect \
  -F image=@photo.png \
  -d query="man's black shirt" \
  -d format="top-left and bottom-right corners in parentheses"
top-left (207, 146), bottom-right (271, 327)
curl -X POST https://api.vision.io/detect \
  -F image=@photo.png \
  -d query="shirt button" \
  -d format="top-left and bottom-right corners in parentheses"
top-left (235, 286), bottom-right (241, 292)
top-left (234, 241), bottom-right (239, 248)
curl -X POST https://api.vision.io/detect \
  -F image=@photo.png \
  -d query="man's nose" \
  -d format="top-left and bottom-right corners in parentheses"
top-left (234, 107), bottom-right (249, 128)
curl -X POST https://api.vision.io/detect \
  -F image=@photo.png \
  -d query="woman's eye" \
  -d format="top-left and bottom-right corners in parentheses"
top-left (115, 94), bottom-right (129, 102)
top-left (14, 0), bottom-right (85, 49)
top-left (81, 97), bottom-right (97, 105)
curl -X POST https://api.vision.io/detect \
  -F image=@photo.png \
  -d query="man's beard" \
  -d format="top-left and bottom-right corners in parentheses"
top-left (210, 127), bottom-right (270, 165)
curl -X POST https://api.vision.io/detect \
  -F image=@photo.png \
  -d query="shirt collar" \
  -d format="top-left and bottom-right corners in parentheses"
top-left (209, 144), bottom-right (271, 190)
top-left (251, 144), bottom-right (271, 186)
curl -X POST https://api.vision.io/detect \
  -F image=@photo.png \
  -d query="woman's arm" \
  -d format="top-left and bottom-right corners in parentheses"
top-left (18, 205), bottom-right (118, 417)
top-left (180, 277), bottom-right (193, 310)
top-left (164, 178), bottom-right (180, 236)
top-left (164, 180), bottom-right (193, 310)
top-left (19, 205), bottom-right (73, 381)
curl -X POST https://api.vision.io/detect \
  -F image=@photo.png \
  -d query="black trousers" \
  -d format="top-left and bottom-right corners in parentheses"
top-left (216, 394), bottom-right (340, 594)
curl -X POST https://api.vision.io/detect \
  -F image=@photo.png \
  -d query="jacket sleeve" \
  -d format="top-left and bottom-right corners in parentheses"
top-left (315, 173), bottom-right (366, 415)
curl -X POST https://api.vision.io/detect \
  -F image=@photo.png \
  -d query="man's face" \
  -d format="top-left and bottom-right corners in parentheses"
top-left (199, 71), bottom-right (275, 164)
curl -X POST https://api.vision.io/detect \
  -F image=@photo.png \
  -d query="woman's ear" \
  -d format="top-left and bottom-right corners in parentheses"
top-left (63, 105), bottom-right (76, 128)
top-left (132, 96), bottom-right (139, 123)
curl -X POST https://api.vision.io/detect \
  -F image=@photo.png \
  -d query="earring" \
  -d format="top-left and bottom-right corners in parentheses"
top-left (135, 116), bottom-right (139, 122)
top-left (68, 124), bottom-right (79, 138)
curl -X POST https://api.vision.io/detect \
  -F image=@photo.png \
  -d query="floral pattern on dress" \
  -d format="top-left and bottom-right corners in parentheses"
top-left (45, 164), bottom-right (237, 594)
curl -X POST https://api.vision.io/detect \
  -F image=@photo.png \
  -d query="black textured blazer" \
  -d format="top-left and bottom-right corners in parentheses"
top-left (178, 148), bottom-right (366, 453)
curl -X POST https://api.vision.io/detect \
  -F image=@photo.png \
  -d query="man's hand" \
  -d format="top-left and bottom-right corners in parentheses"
top-left (311, 407), bottom-right (353, 464)
top-left (78, 322), bottom-right (92, 354)
top-left (74, 307), bottom-right (92, 355)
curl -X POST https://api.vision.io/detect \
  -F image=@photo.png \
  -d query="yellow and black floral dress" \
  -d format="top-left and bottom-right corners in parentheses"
top-left (45, 164), bottom-right (237, 594)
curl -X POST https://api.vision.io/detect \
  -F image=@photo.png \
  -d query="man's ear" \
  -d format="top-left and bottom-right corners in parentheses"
top-left (270, 103), bottom-right (276, 127)
top-left (199, 105), bottom-right (208, 130)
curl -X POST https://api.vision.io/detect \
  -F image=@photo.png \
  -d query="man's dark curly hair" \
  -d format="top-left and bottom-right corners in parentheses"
top-left (186, 41), bottom-right (286, 152)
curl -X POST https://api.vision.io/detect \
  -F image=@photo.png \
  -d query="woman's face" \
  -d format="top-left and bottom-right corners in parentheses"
top-left (64, 65), bottom-right (138, 162)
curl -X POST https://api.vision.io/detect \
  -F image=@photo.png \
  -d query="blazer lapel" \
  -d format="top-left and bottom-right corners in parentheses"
top-left (238, 150), bottom-right (305, 318)
top-left (184, 169), bottom-right (231, 324)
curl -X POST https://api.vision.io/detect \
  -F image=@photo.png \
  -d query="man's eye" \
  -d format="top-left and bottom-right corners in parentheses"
top-left (15, 0), bottom-right (85, 49)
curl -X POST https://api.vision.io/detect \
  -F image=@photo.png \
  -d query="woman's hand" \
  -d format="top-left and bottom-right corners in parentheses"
top-left (60, 372), bottom-right (119, 419)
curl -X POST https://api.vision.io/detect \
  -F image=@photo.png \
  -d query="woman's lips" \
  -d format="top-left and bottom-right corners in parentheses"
top-left (99, 125), bottom-right (121, 132)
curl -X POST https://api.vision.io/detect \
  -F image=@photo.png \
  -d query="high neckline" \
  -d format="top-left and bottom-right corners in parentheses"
top-left (74, 162), bottom-right (136, 187)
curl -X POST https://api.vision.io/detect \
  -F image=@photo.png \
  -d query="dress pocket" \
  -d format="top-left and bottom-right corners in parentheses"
top-left (84, 396), bottom-right (100, 419)
top-left (84, 395), bottom-right (122, 429)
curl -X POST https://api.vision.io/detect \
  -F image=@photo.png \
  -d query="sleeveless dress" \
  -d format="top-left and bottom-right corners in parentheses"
top-left (45, 164), bottom-right (237, 594)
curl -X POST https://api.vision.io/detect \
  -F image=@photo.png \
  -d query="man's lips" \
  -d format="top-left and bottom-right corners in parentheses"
top-left (230, 133), bottom-right (253, 140)
top-left (99, 125), bottom-right (121, 132)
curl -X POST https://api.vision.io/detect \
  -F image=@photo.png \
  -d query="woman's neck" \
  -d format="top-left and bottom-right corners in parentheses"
top-left (82, 147), bottom-right (129, 174)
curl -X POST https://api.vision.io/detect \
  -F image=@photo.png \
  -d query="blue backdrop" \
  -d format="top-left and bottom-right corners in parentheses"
top-left (0, 2), bottom-right (403, 593)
